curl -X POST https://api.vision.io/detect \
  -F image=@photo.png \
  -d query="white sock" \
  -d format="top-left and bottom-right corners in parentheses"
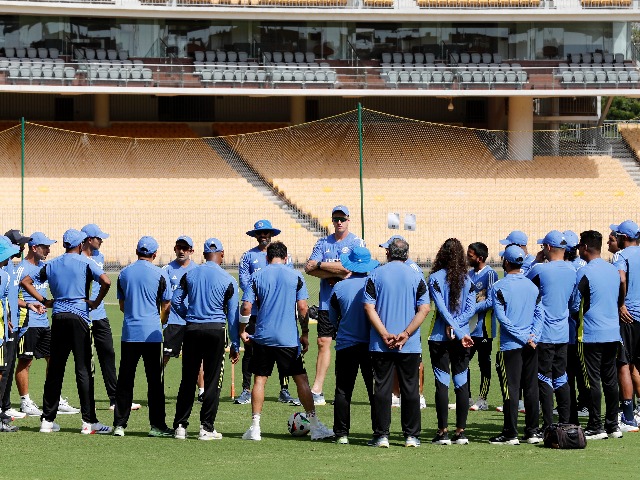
top-left (306, 411), bottom-right (319, 427)
top-left (252, 414), bottom-right (261, 427)
top-left (198, 387), bottom-right (204, 395)
top-left (21, 394), bottom-right (30, 402)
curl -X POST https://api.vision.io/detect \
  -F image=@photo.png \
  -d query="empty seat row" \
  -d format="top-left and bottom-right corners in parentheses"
top-left (580, 0), bottom-right (632, 7)
top-left (567, 52), bottom-right (626, 64)
top-left (383, 69), bottom-right (527, 86)
top-left (0, 58), bottom-right (65, 69)
top-left (88, 67), bottom-right (153, 83)
top-left (450, 52), bottom-right (503, 64)
top-left (74, 48), bottom-right (129, 61)
top-left (6, 66), bottom-right (76, 82)
top-left (2, 47), bottom-right (60, 59)
top-left (194, 50), bottom-right (250, 63)
top-left (193, 61), bottom-right (260, 73)
top-left (263, 51), bottom-right (317, 64)
top-left (200, 69), bottom-right (336, 85)
top-left (380, 62), bottom-right (520, 73)
top-left (77, 59), bottom-right (144, 70)
top-left (561, 70), bottom-right (640, 85)
top-left (381, 51), bottom-right (503, 65)
top-left (416, 0), bottom-right (541, 6)
top-left (555, 65), bottom-right (638, 78)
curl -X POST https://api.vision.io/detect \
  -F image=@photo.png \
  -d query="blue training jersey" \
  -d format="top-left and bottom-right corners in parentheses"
top-left (329, 274), bottom-right (370, 351)
top-left (309, 232), bottom-right (364, 310)
top-left (489, 273), bottom-right (542, 351)
top-left (36, 253), bottom-right (104, 323)
top-left (363, 261), bottom-right (429, 354)
top-left (242, 263), bottom-right (308, 348)
top-left (520, 254), bottom-right (536, 276)
top-left (428, 269), bottom-right (475, 342)
top-left (117, 260), bottom-right (172, 342)
top-left (163, 259), bottom-right (198, 326)
top-left (0, 269), bottom-right (9, 345)
top-left (526, 260), bottom-right (576, 344)
top-left (86, 250), bottom-right (107, 321)
top-left (172, 261), bottom-right (239, 350)
top-left (615, 246), bottom-right (640, 322)
top-left (570, 258), bottom-right (621, 344)
top-left (239, 246), bottom-right (293, 315)
top-left (16, 259), bottom-right (49, 329)
top-left (4, 263), bottom-right (20, 336)
top-left (468, 266), bottom-right (498, 338)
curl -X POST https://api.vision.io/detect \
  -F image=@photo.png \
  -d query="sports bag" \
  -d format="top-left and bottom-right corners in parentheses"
top-left (543, 423), bottom-right (587, 449)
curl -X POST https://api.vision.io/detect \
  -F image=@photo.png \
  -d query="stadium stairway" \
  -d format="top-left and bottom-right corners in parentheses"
top-left (612, 137), bottom-right (640, 187)
top-left (203, 136), bottom-right (328, 237)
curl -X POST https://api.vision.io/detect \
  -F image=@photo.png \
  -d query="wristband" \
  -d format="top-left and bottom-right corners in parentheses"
top-left (239, 314), bottom-right (251, 324)
top-left (316, 261), bottom-right (322, 270)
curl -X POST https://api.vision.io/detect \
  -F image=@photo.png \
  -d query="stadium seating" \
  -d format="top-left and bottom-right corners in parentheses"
top-left (556, 61), bottom-right (639, 87)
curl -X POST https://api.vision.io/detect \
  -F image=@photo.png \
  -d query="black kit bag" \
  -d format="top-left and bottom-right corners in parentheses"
top-left (543, 423), bottom-right (587, 449)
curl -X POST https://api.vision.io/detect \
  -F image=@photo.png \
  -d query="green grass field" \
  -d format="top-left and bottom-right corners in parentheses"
top-left (2, 271), bottom-right (638, 480)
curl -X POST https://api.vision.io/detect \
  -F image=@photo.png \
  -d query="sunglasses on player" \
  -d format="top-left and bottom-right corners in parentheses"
top-left (332, 217), bottom-right (349, 223)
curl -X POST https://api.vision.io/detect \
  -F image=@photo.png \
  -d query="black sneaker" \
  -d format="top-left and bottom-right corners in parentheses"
top-left (197, 392), bottom-right (204, 404)
top-left (584, 428), bottom-right (608, 440)
top-left (489, 434), bottom-right (520, 445)
top-left (431, 431), bottom-right (451, 445)
top-left (607, 427), bottom-right (623, 439)
top-left (523, 432), bottom-right (543, 444)
top-left (451, 432), bottom-right (469, 445)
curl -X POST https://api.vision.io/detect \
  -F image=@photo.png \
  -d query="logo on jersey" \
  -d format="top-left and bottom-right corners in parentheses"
top-left (252, 259), bottom-right (259, 264)
top-left (341, 247), bottom-right (350, 254)
top-left (476, 282), bottom-right (483, 290)
top-left (172, 275), bottom-right (177, 280)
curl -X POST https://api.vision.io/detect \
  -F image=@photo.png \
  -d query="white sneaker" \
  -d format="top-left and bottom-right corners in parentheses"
top-left (39, 419), bottom-right (60, 433)
top-left (469, 398), bottom-right (488, 411)
top-left (310, 421), bottom-right (334, 441)
top-left (113, 426), bottom-right (125, 437)
top-left (109, 403), bottom-right (141, 411)
top-left (391, 394), bottom-right (401, 408)
top-left (448, 403), bottom-right (457, 410)
top-left (81, 421), bottom-right (113, 435)
top-left (58, 397), bottom-right (80, 415)
top-left (198, 425), bottom-right (222, 441)
top-left (21, 398), bottom-right (42, 417)
top-left (496, 405), bottom-right (504, 413)
top-left (242, 424), bottom-right (262, 441)
top-left (175, 424), bottom-right (187, 440)
top-left (577, 407), bottom-right (589, 417)
top-left (3, 408), bottom-right (26, 419)
top-left (312, 392), bottom-right (326, 406)
top-left (419, 395), bottom-right (427, 410)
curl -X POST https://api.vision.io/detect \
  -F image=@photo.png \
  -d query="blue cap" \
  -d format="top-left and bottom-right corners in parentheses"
top-left (332, 205), bottom-right (350, 216)
top-left (499, 230), bottom-right (528, 246)
top-left (501, 245), bottom-right (526, 265)
top-left (610, 220), bottom-right (640, 239)
top-left (563, 230), bottom-right (580, 249)
top-left (0, 240), bottom-right (19, 263)
top-left (246, 220), bottom-right (281, 237)
top-left (81, 224), bottom-right (109, 239)
top-left (340, 247), bottom-right (379, 273)
top-left (136, 236), bottom-right (159, 255)
top-left (28, 232), bottom-right (57, 247)
top-left (537, 230), bottom-right (567, 248)
top-left (176, 236), bottom-right (194, 248)
top-left (63, 229), bottom-right (87, 249)
top-left (379, 235), bottom-right (406, 249)
top-left (204, 238), bottom-right (224, 253)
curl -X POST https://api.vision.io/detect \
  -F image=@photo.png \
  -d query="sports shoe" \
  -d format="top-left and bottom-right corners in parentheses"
top-left (3, 408), bottom-right (26, 419)
top-left (113, 426), bottom-right (125, 437)
top-left (279, 388), bottom-right (301, 406)
top-left (109, 403), bottom-right (142, 411)
top-left (39, 419), bottom-right (60, 433)
top-left (577, 407), bottom-right (589, 417)
top-left (310, 421), bottom-right (334, 440)
top-left (242, 424), bottom-right (261, 441)
top-left (419, 395), bottom-right (427, 410)
top-left (312, 391), bottom-right (326, 406)
top-left (391, 394), bottom-right (401, 408)
top-left (20, 398), bottom-right (42, 417)
top-left (175, 424), bottom-right (187, 440)
top-left (81, 422), bottom-right (112, 435)
top-left (367, 435), bottom-right (389, 448)
top-left (58, 397), bottom-right (80, 415)
top-left (149, 426), bottom-right (174, 438)
top-left (489, 434), bottom-right (520, 445)
top-left (523, 432), bottom-right (543, 444)
top-left (448, 403), bottom-right (457, 410)
top-left (234, 389), bottom-right (251, 405)
top-left (198, 426), bottom-right (223, 441)
top-left (619, 413), bottom-right (639, 432)
top-left (431, 431), bottom-right (451, 445)
top-left (405, 436), bottom-right (421, 447)
top-left (197, 392), bottom-right (204, 403)
top-left (0, 420), bottom-right (19, 433)
top-left (451, 432), bottom-right (469, 445)
top-left (496, 405), bottom-right (504, 413)
top-left (584, 428), bottom-right (608, 440)
top-left (518, 400), bottom-right (526, 413)
top-left (470, 398), bottom-right (488, 411)
top-left (336, 436), bottom-right (349, 444)
top-left (607, 427), bottom-right (623, 439)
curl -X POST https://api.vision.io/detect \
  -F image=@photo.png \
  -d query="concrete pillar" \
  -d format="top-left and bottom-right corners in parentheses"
top-left (290, 96), bottom-right (306, 125)
top-left (550, 97), bottom-right (560, 156)
top-left (94, 94), bottom-right (110, 128)
top-left (508, 96), bottom-right (534, 161)
top-left (487, 97), bottom-right (507, 131)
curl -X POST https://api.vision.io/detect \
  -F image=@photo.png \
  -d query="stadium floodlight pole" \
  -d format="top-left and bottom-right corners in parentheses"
top-left (21, 116), bottom-right (25, 234)
top-left (358, 103), bottom-right (365, 240)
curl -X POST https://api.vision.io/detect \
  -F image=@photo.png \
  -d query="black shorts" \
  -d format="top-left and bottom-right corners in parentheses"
top-left (18, 327), bottom-right (51, 360)
top-left (163, 324), bottom-right (185, 358)
top-left (317, 310), bottom-right (336, 339)
top-left (0, 329), bottom-right (17, 371)
top-left (249, 343), bottom-right (306, 377)
top-left (619, 321), bottom-right (640, 365)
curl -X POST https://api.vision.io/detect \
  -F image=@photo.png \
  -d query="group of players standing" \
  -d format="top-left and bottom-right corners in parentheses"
top-left (1, 206), bottom-right (640, 447)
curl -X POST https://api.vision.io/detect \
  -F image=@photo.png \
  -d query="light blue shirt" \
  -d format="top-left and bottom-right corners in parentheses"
top-left (163, 259), bottom-right (198, 326)
top-left (615, 246), bottom-right (640, 322)
top-left (428, 269), bottom-right (475, 342)
top-left (329, 274), bottom-right (370, 351)
top-left (16, 259), bottom-right (49, 328)
top-left (468, 265), bottom-right (498, 338)
top-left (239, 246), bottom-right (293, 315)
top-left (86, 250), bottom-right (108, 321)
